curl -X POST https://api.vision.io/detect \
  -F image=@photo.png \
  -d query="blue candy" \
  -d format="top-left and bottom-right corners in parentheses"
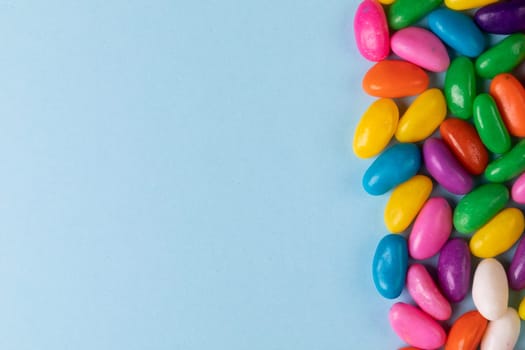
top-left (362, 143), bottom-right (420, 195)
top-left (372, 234), bottom-right (408, 299)
top-left (427, 8), bottom-right (486, 58)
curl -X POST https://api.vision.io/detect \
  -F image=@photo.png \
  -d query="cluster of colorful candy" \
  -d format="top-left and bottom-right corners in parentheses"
top-left (352, 0), bottom-right (525, 349)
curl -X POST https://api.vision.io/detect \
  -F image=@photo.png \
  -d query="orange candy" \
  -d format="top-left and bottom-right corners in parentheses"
top-left (440, 118), bottom-right (489, 175)
top-left (490, 73), bottom-right (525, 137)
top-left (362, 60), bottom-right (429, 98)
top-left (445, 310), bottom-right (488, 350)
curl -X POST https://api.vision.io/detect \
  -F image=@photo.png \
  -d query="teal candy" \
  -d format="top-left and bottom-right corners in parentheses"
top-left (372, 234), bottom-right (408, 299)
top-left (362, 143), bottom-right (420, 195)
top-left (428, 8), bottom-right (486, 58)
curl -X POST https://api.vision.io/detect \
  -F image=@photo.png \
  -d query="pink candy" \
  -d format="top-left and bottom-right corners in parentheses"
top-left (353, 0), bottom-right (389, 61)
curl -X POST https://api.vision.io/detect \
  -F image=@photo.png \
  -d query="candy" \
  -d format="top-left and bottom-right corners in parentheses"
top-left (469, 208), bottom-right (524, 258)
top-left (472, 258), bottom-right (508, 321)
top-left (389, 302), bottom-right (446, 350)
top-left (372, 234), bottom-right (408, 299)
top-left (445, 0), bottom-right (497, 10)
top-left (508, 237), bottom-right (525, 290)
top-left (453, 183), bottom-right (509, 234)
top-left (423, 138), bottom-right (473, 195)
top-left (388, 0), bottom-right (442, 30)
top-left (474, 0), bottom-right (525, 35)
top-left (362, 143), bottom-right (420, 195)
top-left (390, 27), bottom-right (449, 72)
top-left (480, 307), bottom-right (520, 350)
top-left (428, 9), bottom-right (485, 58)
top-left (395, 89), bottom-right (446, 142)
top-left (353, 0), bottom-right (390, 61)
top-left (440, 118), bottom-right (488, 175)
top-left (519, 297), bottom-right (525, 320)
top-left (437, 238), bottom-right (471, 303)
top-left (406, 264), bottom-right (452, 320)
top-left (362, 60), bottom-right (429, 98)
top-left (473, 93), bottom-right (510, 154)
top-left (409, 197), bottom-right (452, 260)
top-left (353, 98), bottom-right (399, 158)
top-left (489, 73), bottom-right (525, 137)
top-left (475, 33), bottom-right (525, 79)
top-left (384, 175), bottom-right (432, 233)
top-left (444, 57), bottom-right (476, 119)
top-left (511, 172), bottom-right (525, 204)
top-left (485, 139), bottom-right (525, 183)
top-left (445, 310), bottom-right (488, 350)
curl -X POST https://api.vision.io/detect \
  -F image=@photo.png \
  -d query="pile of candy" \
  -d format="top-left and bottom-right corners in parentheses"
top-left (352, 0), bottom-right (525, 349)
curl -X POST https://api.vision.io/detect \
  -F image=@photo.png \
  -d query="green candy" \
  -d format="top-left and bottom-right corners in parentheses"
top-left (444, 57), bottom-right (475, 119)
top-left (475, 33), bottom-right (525, 79)
top-left (388, 0), bottom-right (442, 30)
top-left (485, 140), bottom-right (525, 183)
top-left (473, 93), bottom-right (510, 154)
top-left (453, 183), bottom-right (509, 234)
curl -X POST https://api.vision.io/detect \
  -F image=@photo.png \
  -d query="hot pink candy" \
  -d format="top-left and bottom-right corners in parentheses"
top-left (391, 27), bottom-right (450, 72)
top-left (389, 302), bottom-right (446, 350)
top-left (409, 197), bottom-right (452, 260)
top-left (511, 172), bottom-right (525, 204)
top-left (353, 0), bottom-right (390, 61)
top-left (406, 264), bottom-right (452, 321)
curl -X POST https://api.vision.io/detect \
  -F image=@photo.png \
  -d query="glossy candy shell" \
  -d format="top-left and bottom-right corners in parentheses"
top-left (475, 0), bottom-right (525, 34)
top-left (512, 172), bottom-right (525, 204)
top-left (508, 237), bottom-right (525, 290)
top-left (438, 238), bottom-right (471, 303)
top-left (475, 33), bottom-right (525, 79)
top-left (481, 307), bottom-right (520, 350)
top-left (472, 258), bottom-right (509, 321)
top-left (444, 57), bottom-right (476, 119)
top-left (445, 310), bottom-right (488, 350)
top-left (388, 0), bottom-right (442, 30)
top-left (445, 0), bottom-right (498, 10)
top-left (473, 93), bottom-right (510, 154)
top-left (485, 139), bottom-right (525, 183)
top-left (354, 0), bottom-right (390, 61)
top-left (372, 234), bottom-right (408, 299)
top-left (490, 73), bottom-right (525, 137)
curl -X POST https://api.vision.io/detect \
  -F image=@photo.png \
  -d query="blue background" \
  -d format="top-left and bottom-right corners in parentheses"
top-left (1, 1), bottom-right (523, 349)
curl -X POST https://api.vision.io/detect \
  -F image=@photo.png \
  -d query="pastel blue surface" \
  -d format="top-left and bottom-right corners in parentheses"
top-left (1, 1), bottom-right (523, 350)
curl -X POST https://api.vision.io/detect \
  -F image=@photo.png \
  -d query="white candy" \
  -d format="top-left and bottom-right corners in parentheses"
top-left (481, 307), bottom-right (521, 350)
top-left (472, 258), bottom-right (508, 320)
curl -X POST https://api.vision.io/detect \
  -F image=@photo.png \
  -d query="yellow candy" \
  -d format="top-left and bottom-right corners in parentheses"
top-left (469, 208), bottom-right (525, 258)
top-left (353, 98), bottom-right (399, 158)
top-left (519, 297), bottom-right (525, 320)
top-left (378, 0), bottom-right (395, 4)
top-left (445, 0), bottom-right (498, 10)
top-left (384, 175), bottom-right (433, 233)
top-left (395, 88), bottom-right (446, 143)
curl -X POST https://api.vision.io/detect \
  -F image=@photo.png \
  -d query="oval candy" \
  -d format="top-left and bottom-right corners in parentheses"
top-left (508, 236), bottom-right (525, 290)
top-left (481, 307), bottom-right (520, 350)
top-left (440, 118), bottom-right (488, 175)
top-left (444, 57), bottom-right (476, 119)
top-left (423, 138), bottom-right (473, 195)
top-left (473, 93), bottom-right (511, 154)
top-left (353, 98), bottom-right (399, 158)
top-left (511, 172), bottom-right (525, 204)
top-left (475, 33), bottom-right (525, 79)
top-left (353, 0), bottom-right (390, 61)
top-left (438, 238), bottom-right (471, 303)
top-left (372, 234), bottom-right (408, 299)
top-left (485, 139), bottom-right (525, 183)
top-left (490, 73), bottom-right (525, 137)
top-left (362, 60), bottom-right (429, 98)
top-left (388, 0), bottom-right (442, 30)
top-left (363, 143), bottom-right (421, 195)
top-left (409, 197), bottom-right (452, 260)
top-left (472, 258), bottom-right (509, 321)
top-left (406, 264), bottom-right (452, 320)
top-left (445, 310), bottom-right (488, 350)
top-left (470, 208), bottom-right (525, 258)
top-left (389, 302), bottom-right (446, 349)
top-left (384, 175), bottom-right (432, 233)
top-left (445, 0), bottom-right (498, 10)
top-left (391, 27), bottom-right (450, 72)
top-left (453, 183), bottom-right (509, 234)
top-left (475, 0), bottom-right (525, 35)
top-left (428, 8), bottom-right (485, 58)
top-left (395, 89), bottom-right (446, 142)
top-left (519, 297), bottom-right (525, 320)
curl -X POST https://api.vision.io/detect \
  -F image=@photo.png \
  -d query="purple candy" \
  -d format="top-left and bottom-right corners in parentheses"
top-left (423, 138), bottom-right (473, 195)
top-left (474, 0), bottom-right (525, 34)
top-left (437, 238), bottom-right (471, 303)
top-left (508, 237), bottom-right (525, 290)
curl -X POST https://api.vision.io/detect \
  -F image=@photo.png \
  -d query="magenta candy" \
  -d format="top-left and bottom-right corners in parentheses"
top-left (353, 0), bottom-right (390, 61)
top-left (508, 237), bottom-right (525, 290)
top-left (474, 0), bottom-right (525, 35)
top-left (511, 172), bottom-right (525, 204)
top-left (438, 238), bottom-right (471, 302)
top-left (409, 197), bottom-right (452, 260)
top-left (423, 138), bottom-right (473, 195)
